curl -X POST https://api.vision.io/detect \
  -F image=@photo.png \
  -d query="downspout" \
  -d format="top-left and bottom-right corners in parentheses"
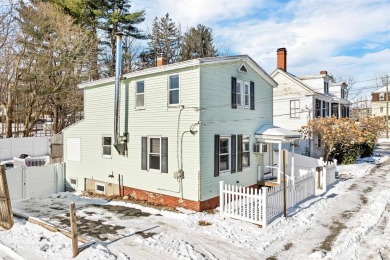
top-left (113, 32), bottom-right (128, 155)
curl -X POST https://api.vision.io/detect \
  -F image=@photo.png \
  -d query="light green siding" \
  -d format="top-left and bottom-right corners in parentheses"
top-left (199, 61), bottom-right (274, 201)
top-left (64, 66), bottom-right (201, 201)
top-left (64, 58), bottom-right (275, 204)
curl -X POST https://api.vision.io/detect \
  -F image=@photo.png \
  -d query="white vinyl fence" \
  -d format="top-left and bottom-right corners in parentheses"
top-left (0, 136), bottom-right (50, 160)
top-left (5, 163), bottom-right (65, 199)
top-left (220, 172), bottom-right (316, 227)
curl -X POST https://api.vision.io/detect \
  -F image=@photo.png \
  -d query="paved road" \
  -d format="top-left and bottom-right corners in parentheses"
top-left (262, 141), bottom-right (390, 259)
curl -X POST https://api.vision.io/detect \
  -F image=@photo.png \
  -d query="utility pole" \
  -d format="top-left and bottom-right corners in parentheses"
top-left (387, 75), bottom-right (389, 139)
top-left (283, 150), bottom-right (287, 218)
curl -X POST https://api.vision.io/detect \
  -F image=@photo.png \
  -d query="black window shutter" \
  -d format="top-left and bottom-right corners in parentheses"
top-left (214, 135), bottom-right (220, 177)
top-left (231, 134), bottom-right (236, 173)
top-left (161, 137), bottom-right (168, 173)
top-left (250, 81), bottom-right (255, 110)
top-left (237, 134), bottom-right (243, 172)
top-left (141, 137), bottom-right (147, 170)
top-left (231, 77), bottom-right (237, 109)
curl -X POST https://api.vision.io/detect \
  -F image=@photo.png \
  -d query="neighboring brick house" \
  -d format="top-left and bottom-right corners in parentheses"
top-left (271, 48), bottom-right (352, 158)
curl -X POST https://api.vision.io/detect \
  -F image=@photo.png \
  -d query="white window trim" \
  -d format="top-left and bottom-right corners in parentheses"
top-left (148, 136), bottom-right (162, 173)
top-left (135, 80), bottom-right (145, 110)
top-left (238, 63), bottom-right (248, 73)
top-left (219, 136), bottom-right (231, 175)
top-left (95, 182), bottom-right (105, 194)
top-left (242, 135), bottom-right (250, 169)
top-left (244, 81), bottom-right (250, 108)
top-left (236, 80), bottom-right (243, 107)
top-left (236, 80), bottom-right (251, 109)
top-left (290, 100), bottom-right (300, 118)
top-left (102, 135), bottom-right (112, 159)
top-left (168, 74), bottom-right (180, 107)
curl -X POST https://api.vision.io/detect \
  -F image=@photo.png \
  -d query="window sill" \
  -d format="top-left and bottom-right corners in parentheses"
top-left (167, 104), bottom-right (181, 108)
top-left (135, 107), bottom-right (145, 110)
top-left (147, 169), bottom-right (162, 174)
top-left (219, 171), bottom-right (231, 176)
top-left (102, 155), bottom-right (112, 159)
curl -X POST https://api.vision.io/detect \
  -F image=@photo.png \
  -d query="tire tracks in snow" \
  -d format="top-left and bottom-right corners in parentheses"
top-left (262, 153), bottom-right (390, 259)
top-left (323, 158), bottom-right (390, 259)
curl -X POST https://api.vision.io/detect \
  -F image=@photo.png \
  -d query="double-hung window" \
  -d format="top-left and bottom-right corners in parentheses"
top-left (219, 136), bottom-right (230, 173)
top-left (236, 80), bottom-right (243, 107)
top-left (242, 136), bottom-right (250, 167)
top-left (232, 77), bottom-right (254, 110)
top-left (324, 81), bottom-right (329, 93)
top-left (149, 137), bottom-right (161, 170)
top-left (102, 136), bottom-right (112, 158)
top-left (244, 82), bottom-right (250, 108)
top-left (168, 74), bottom-right (180, 105)
top-left (236, 80), bottom-right (251, 108)
top-left (214, 134), bottom-right (251, 176)
top-left (290, 100), bottom-right (300, 118)
top-left (136, 81), bottom-right (145, 108)
top-left (141, 136), bottom-right (168, 173)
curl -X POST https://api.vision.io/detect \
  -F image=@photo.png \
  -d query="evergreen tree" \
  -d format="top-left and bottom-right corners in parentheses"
top-left (47, 0), bottom-right (146, 78)
top-left (181, 24), bottom-right (217, 61)
top-left (145, 13), bottom-right (181, 67)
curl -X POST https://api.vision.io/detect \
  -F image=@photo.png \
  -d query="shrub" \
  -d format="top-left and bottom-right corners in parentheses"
top-left (359, 142), bottom-right (375, 158)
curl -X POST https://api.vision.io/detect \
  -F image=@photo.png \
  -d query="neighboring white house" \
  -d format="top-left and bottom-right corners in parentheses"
top-left (62, 53), bottom-right (300, 211)
top-left (371, 86), bottom-right (389, 117)
top-left (271, 48), bottom-right (352, 158)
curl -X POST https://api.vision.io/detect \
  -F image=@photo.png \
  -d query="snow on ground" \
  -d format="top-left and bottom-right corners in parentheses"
top-left (1, 140), bottom-right (390, 259)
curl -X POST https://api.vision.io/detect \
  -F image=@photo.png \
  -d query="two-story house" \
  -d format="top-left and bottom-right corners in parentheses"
top-left (371, 86), bottom-right (389, 117)
top-left (62, 45), bottom-right (300, 211)
top-left (271, 48), bottom-right (352, 158)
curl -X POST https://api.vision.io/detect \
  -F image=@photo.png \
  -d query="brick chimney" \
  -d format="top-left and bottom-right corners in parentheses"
top-left (320, 70), bottom-right (328, 75)
top-left (277, 48), bottom-right (287, 71)
top-left (157, 55), bottom-right (168, 67)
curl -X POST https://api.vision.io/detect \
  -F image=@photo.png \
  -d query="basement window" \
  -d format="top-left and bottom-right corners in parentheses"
top-left (102, 136), bottom-right (112, 158)
top-left (70, 178), bottom-right (77, 185)
top-left (95, 183), bottom-right (105, 194)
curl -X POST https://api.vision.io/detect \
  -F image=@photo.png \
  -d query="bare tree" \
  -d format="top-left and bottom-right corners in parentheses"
top-left (15, 2), bottom-right (94, 135)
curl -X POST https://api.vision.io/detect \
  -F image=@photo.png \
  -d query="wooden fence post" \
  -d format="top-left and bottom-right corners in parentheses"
top-left (69, 202), bottom-right (79, 258)
top-left (0, 165), bottom-right (14, 230)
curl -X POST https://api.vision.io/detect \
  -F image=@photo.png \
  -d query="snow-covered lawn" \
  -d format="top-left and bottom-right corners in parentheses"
top-left (1, 140), bottom-right (390, 259)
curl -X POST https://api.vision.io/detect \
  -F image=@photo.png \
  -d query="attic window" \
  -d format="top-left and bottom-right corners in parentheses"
top-left (239, 64), bottom-right (247, 72)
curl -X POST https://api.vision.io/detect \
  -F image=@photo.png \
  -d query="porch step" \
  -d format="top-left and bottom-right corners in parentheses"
top-left (257, 181), bottom-right (279, 187)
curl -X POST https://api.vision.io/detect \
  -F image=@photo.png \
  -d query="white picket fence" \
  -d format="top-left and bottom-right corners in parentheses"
top-left (5, 163), bottom-right (65, 199)
top-left (219, 182), bottom-right (266, 225)
top-left (220, 172), bottom-right (316, 227)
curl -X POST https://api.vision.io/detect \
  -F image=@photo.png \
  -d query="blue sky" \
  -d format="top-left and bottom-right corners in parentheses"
top-left (132, 0), bottom-right (390, 100)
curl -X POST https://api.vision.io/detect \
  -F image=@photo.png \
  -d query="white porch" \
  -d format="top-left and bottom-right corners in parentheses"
top-left (254, 125), bottom-right (301, 185)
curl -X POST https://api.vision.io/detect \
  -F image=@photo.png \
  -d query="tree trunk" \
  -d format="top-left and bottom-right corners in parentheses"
top-left (5, 100), bottom-right (13, 138)
top-left (90, 26), bottom-right (99, 80)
